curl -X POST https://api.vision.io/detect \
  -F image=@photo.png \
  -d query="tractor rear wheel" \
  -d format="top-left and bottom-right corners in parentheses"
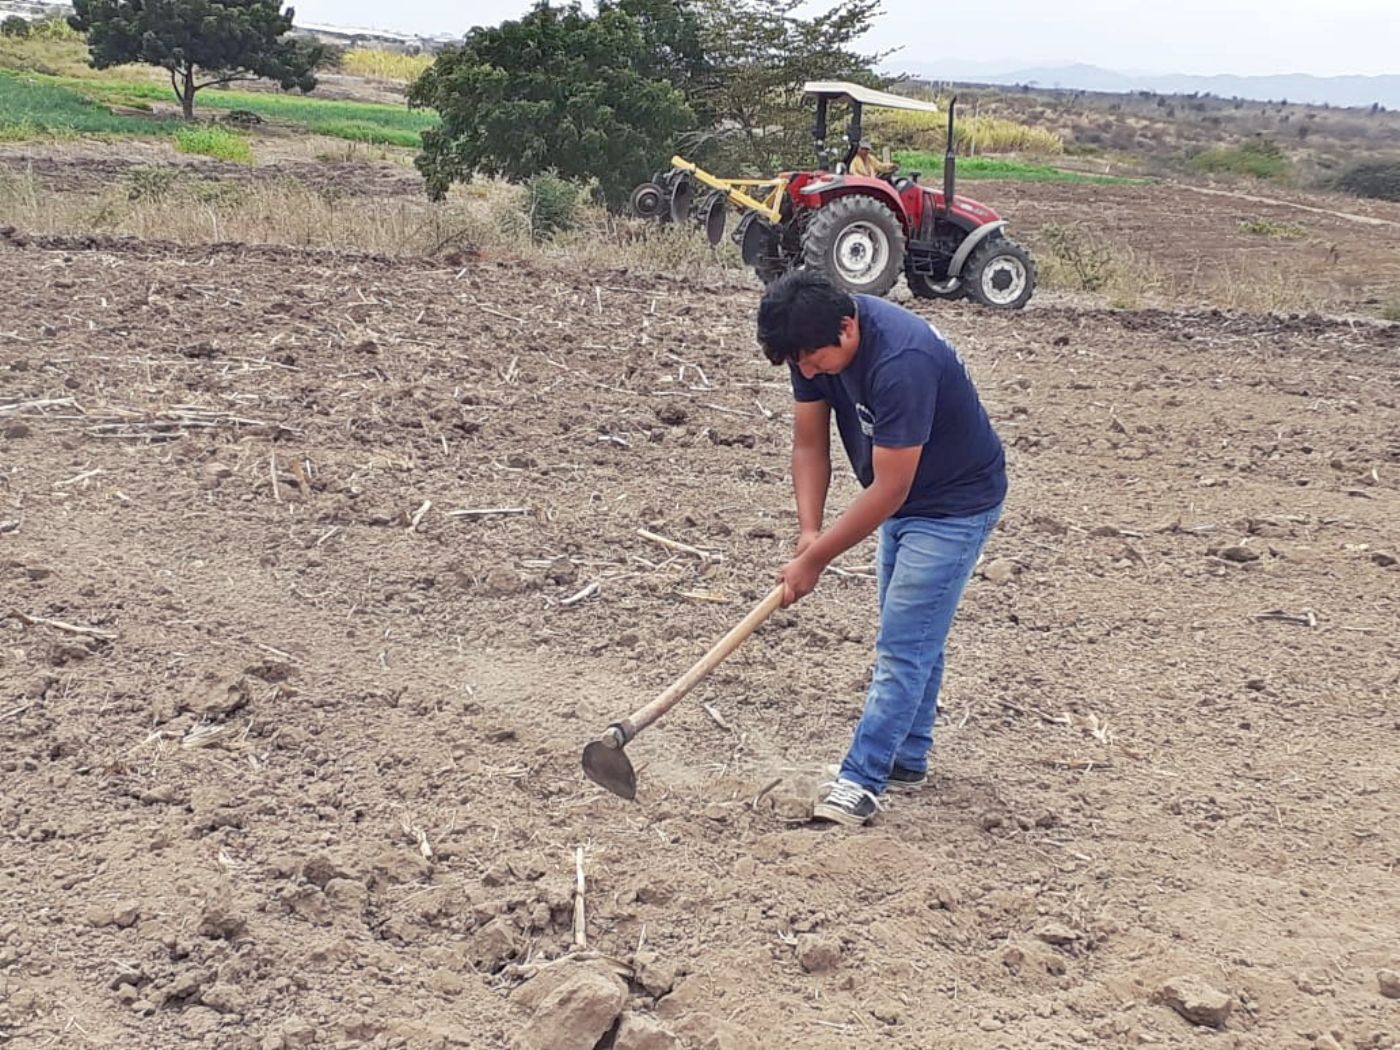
top-left (963, 236), bottom-right (1036, 310)
top-left (802, 195), bottom-right (906, 297)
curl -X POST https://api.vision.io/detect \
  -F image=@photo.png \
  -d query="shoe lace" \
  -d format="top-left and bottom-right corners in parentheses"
top-left (822, 779), bottom-right (883, 812)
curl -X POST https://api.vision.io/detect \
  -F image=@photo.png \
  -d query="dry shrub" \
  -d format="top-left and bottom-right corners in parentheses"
top-left (0, 169), bottom-right (744, 279)
top-left (1196, 264), bottom-right (1329, 314)
top-left (1032, 221), bottom-right (1168, 308)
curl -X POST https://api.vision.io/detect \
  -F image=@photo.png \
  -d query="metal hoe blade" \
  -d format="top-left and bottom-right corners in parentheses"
top-left (582, 740), bottom-right (637, 801)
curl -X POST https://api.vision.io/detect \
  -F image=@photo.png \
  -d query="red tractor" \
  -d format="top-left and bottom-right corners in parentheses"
top-left (630, 81), bottom-right (1036, 308)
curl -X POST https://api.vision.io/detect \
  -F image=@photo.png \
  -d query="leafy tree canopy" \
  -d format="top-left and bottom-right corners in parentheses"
top-left (70, 0), bottom-right (323, 118)
top-left (409, 1), bottom-right (694, 207)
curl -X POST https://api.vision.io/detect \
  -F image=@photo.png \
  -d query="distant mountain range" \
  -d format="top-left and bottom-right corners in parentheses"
top-left (892, 60), bottom-right (1400, 111)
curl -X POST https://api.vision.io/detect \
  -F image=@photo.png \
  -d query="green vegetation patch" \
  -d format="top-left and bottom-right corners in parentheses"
top-left (2, 31), bottom-right (437, 148)
top-left (1189, 139), bottom-right (1288, 180)
top-left (174, 125), bottom-right (253, 162)
top-left (1239, 219), bottom-right (1306, 238)
top-left (0, 70), bottom-right (168, 138)
top-left (893, 152), bottom-right (1137, 185)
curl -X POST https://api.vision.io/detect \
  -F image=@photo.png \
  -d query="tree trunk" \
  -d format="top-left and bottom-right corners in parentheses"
top-left (181, 65), bottom-right (196, 120)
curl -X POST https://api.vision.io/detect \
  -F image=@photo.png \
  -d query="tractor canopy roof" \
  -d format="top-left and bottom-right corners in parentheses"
top-left (802, 81), bottom-right (939, 113)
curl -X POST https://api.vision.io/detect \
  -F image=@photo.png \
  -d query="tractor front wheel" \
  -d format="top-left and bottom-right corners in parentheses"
top-left (963, 236), bottom-right (1036, 310)
top-left (908, 271), bottom-right (965, 301)
top-left (802, 195), bottom-right (906, 297)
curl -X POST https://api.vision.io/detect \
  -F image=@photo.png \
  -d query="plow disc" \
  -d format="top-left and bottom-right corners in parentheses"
top-left (700, 192), bottom-right (727, 245)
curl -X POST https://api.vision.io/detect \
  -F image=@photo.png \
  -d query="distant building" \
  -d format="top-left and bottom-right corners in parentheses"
top-left (0, 0), bottom-right (73, 20)
top-left (291, 22), bottom-right (459, 54)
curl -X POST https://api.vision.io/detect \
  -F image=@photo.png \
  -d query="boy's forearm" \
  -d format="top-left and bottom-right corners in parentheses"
top-left (791, 445), bottom-right (831, 535)
top-left (803, 482), bottom-right (904, 567)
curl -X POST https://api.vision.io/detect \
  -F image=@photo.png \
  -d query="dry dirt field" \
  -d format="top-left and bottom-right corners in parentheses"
top-left (1, 202), bottom-right (1399, 1050)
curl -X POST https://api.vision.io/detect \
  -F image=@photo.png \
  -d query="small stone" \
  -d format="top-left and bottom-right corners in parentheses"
top-left (1314, 1035), bottom-right (1344, 1050)
top-left (795, 933), bottom-right (841, 973)
top-left (183, 674), bottom-right (252, 718)
top-left (116, 983), bottom-right (139, 1005)
top-left (167, 969), bottom-right (207, 1000)
top-left (870, 999), bottom-right (903, 1025)
top-left (281, 1016), bottom-right (316, 1048)
top-left (1372, 552), bottom-right (1398, 568)
top-left (1378, 969), bottom-right (1400, 999)
top-left (324, 877), bottom-right (369, 917)
top-left (482, 861), bottom-right (512, 887)
top-left (1069, 1028), bottom-right (1092, 1044)
top-left (200, 982), bottom-right (247, 1014)
top-left (112, 904), bottom-right (140, 928)
top-left (980, 558), bottom-right (1019, 584)
top-left (203, 462), bottom-right (234, 488)
top-left (197, 905), bottom-right (247, 941)
top-left (614, 1013), bottom-right (682, 1050)
top-left (633, 951), bottom-right (679, 998)
top-left (516, 967), bottom-right (627, 1050)
top-left (1218, 545), bottom-right (1260, 563)
top-left (130, 999), bottom-right (156, 1016)
top-left (469, 916), bottom-right (518, 971)
top-left (1035, 921), bottom-right (1081, 947)
top-left (1160, 975), bottom-right (1233, 1028)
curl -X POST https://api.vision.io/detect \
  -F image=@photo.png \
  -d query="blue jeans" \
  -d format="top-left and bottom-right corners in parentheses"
top-left (838, 504), bottom-right (1003, 794)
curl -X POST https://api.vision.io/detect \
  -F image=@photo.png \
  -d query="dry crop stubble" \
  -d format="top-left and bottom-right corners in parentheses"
top-left (1, 222), bottom-right (1397, 1048)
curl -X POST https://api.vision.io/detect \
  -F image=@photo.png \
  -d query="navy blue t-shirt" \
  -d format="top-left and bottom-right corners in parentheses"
top-left (789, 295), bottom-right (1006, 519)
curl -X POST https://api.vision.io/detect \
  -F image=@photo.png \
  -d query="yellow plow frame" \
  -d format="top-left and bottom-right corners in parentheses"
top-left (670, 156), bottom-right (789, 226)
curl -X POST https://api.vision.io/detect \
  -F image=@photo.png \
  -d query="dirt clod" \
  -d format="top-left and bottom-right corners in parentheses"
top-left (980, 558), bottom-right (1019, 583)
top-left (470, 916), bottom-right (519, 972)
top-left (1034, 921), bottom-right (1081, 947)
top-left (1160, 975), bottom-right (1233, 1028)
top-left (796, 933), bottom-right (842, 973)
top-left (614, 1013), bottom-right (682, 1050)
top-left (1378, 969), bottom-right (1400, 999)
top-left (633, 950), bottom-right (679, 997)
top-left (1218, 545), bottom-right (1260, 563)
top-left (515, 964), bottom-right (627, 1050)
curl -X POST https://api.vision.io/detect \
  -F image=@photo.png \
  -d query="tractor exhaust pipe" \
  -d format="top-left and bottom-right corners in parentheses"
top-left (942, 96), bottom-right (958, 214)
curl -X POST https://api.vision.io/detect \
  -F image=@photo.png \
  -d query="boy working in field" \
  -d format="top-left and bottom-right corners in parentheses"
top-left (758, 272), bottom-right (1007, 827)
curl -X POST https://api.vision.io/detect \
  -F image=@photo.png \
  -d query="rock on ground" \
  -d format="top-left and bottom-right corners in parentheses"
top-left (1378, 968), bottom-right (1400, 999)
top-left (614, 1013), bottom-right (681, 1050)
top-left (515, 965), bottom-right (627, 1050)
top-left (1160, 975), bottom-right (1233, 1028)
top-left (980, 557), bottom-right (1020, 584)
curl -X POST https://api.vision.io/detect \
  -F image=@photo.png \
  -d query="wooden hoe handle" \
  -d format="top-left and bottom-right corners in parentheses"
top-left (610, 583), bottom-right (786, 745)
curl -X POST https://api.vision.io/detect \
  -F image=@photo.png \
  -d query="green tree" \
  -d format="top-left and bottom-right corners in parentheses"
top-left (69, 0), bottom-right (323, 119)
top-left (409, 1), bottom-right (693, 207)
top-left (687, 0), bottom-right (889, 172)
top-left (1, 16), bottom-right (32, 37)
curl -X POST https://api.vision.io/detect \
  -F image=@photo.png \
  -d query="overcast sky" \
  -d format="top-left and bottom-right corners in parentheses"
top-left (292, 0), bottom-right (1399, 78)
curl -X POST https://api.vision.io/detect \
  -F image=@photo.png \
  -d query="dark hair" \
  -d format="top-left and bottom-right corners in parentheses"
top-left (756, 271), bottom-right (855, 365)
